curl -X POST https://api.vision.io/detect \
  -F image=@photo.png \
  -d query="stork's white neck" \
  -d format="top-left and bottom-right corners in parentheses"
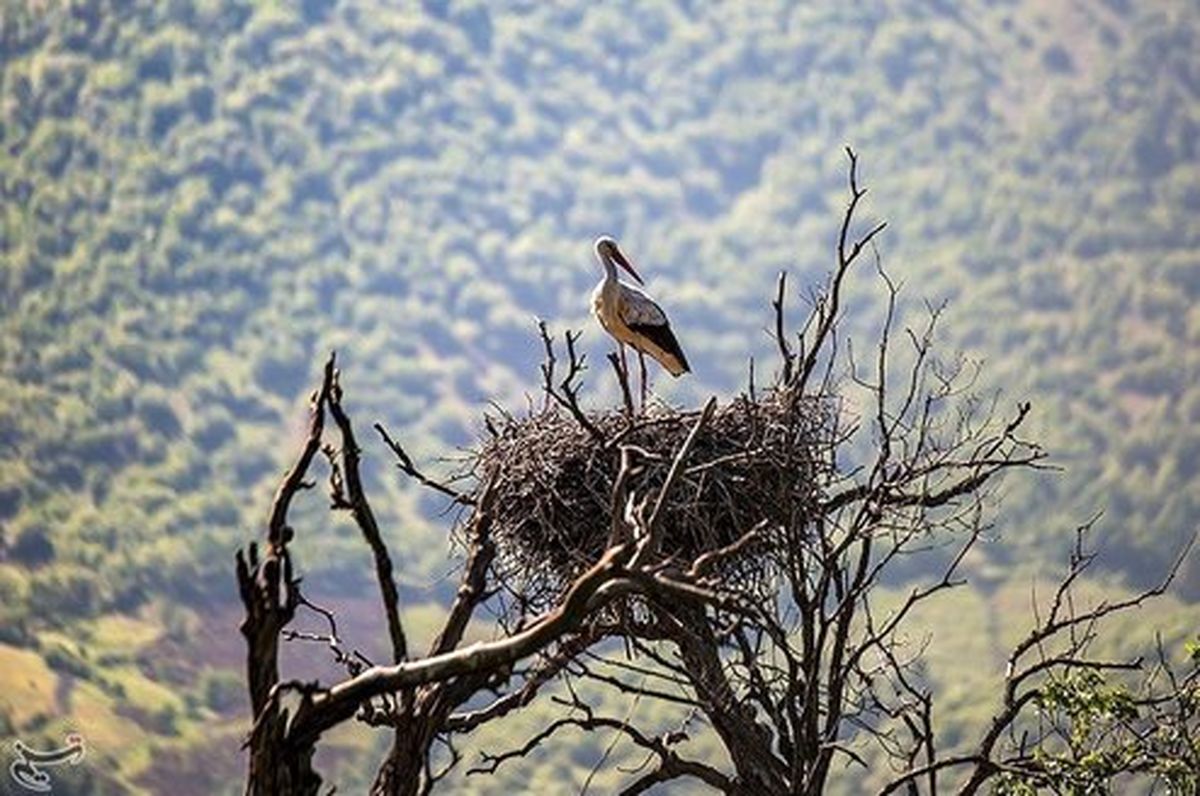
top-left (597, 251), bottom-right (618, 283)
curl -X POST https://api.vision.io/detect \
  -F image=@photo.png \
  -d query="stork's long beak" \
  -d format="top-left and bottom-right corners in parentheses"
top-left (610, 245), bottom-right (644, 285)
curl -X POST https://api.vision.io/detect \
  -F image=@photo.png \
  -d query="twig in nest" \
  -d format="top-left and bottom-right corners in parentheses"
top-left (538, 319), bottom-right (605, 442)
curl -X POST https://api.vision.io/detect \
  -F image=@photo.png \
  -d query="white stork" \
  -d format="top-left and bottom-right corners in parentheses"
top-left (590, 236), bottom-right (689, 404)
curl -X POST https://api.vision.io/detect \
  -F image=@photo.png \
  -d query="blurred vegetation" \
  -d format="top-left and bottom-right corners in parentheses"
top-left (0, 0), bottom-right (1197, 792)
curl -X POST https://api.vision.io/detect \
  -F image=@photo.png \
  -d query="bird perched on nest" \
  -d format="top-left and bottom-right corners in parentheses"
top-left (590, 236), bottom-right (689, 405)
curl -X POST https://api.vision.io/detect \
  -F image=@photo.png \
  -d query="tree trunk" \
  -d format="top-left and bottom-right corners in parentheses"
top-left (245, 711), bottom-right (322, 796)
top-left (670, 609), bottom-right (790, 794)
top-left (370, 726), bottom-right (433, 796)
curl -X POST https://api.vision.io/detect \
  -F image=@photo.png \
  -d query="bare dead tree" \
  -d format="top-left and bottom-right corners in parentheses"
top-left (238, 149), bottom-right (1197, 795)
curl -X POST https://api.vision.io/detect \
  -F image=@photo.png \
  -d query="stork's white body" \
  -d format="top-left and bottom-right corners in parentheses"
top-left (590, 279), bottom-right (688, 377)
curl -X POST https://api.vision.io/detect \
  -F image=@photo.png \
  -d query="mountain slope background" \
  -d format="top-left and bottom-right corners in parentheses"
top-left (1, 0), bottom-right (1197, 792)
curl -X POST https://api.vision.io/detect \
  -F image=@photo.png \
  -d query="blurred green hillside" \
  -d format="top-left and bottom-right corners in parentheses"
top-left (1, 0), bottom-right (1197, 792)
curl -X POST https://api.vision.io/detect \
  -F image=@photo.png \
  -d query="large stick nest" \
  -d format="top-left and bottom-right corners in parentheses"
top-left (471, 389), bottom-right (836, 612)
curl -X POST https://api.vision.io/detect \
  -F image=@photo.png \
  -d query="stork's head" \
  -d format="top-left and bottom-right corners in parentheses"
top-left (593, 236), bottom-right (644, 285)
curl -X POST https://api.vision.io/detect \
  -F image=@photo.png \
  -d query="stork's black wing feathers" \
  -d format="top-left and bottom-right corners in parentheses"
top-left (627, 321), bottom-right (690, 373)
